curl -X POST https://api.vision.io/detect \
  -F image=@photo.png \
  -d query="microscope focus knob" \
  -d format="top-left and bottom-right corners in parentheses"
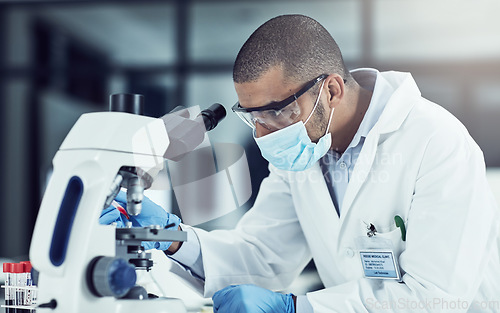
top-left (87, 256), bottom-right (137, 298)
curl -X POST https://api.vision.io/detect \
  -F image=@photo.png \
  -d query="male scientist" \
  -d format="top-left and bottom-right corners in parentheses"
top-left (101, 15), bottom-right (500, 312)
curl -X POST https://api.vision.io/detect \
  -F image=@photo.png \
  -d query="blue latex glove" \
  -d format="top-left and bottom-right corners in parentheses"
top-left (99, 190), bottom-right (181, 251)
top-left (212, 284), bottom-right (295, 313)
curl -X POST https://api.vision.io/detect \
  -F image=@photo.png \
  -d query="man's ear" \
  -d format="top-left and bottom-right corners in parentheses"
top-left (324, 74), bottom-right (345, 109)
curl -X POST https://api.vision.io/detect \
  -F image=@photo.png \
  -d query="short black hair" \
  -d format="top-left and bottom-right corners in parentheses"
top-left (233, 14), bottom-right (350, 85)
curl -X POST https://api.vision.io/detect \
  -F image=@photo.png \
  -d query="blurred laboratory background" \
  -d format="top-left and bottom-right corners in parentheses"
top-left (1, 0), bottom-right (500, 298)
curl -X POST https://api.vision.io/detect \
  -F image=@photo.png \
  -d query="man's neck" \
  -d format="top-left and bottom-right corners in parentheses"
top-left (330, 85), bottom-right (373, 154)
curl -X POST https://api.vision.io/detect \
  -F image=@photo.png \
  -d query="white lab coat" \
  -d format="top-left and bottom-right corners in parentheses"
top-left (175, 71), bottom-right (500, 312)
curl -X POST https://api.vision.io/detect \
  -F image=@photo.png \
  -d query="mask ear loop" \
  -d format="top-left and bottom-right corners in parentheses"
top-left (324, 105), bottom-right (335, 136)
top-left (304, 79), bottom-right (326, 125)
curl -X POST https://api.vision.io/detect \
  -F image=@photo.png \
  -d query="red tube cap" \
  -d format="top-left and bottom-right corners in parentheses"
top-left (21, 261), bottom-right (32, 273)
top-left (12, 263), bottom-right (24, 273)
top-left (3, 262), bottom-right (13, 273)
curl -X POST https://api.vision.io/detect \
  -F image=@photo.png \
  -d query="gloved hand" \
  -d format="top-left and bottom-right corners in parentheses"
top-left (99, 190), bottom-right (181, 251)
top-left (212, 284), bottom-right (295, 313)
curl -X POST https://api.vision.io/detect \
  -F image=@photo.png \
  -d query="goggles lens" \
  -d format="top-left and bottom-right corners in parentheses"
top-left (234, 100), bottom-right (301, 131)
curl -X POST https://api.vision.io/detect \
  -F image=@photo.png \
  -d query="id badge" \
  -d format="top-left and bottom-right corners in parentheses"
top-left (355, 236), bottom-right (401, 280)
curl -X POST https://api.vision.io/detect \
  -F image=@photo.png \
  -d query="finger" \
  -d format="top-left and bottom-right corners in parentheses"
top-left (154, 241), bottom-right (173, 251)
top-left (99, 208), bottom-right (120, 225)
top-left (212, 285), bottom-right (237, 311)
top-left (141, 241), bottom-right (155, 250)
top-left (129, 215), bottom-right (143, 227)
top-left (100, 205), bottom-right (116, 217)
top-left (114, 190), bottom-right (127, 203)
top-left (212, 293), bottom-right (222, 312)
top-left (167, 214), bottom-right (182, 229)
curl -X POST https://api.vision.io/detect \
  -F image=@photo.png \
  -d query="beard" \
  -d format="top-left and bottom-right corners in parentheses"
top-left (307, 99), bottom-right (330, 143)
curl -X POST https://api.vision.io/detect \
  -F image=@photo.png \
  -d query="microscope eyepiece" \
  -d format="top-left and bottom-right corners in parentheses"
top-left (199, 103), bottom-right (226, 131)
top-left (110, 93), bottom-right (144, 115)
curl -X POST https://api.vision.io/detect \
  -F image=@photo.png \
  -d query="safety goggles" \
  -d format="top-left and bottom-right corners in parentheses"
top-left (232, 74), bottom-right (329, 131)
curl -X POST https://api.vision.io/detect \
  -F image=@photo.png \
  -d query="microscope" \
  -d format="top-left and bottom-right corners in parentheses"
top-left (29, 94), bottom-right (226, 312)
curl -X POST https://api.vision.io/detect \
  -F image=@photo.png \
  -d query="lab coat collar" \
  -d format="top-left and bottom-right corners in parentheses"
top-left (349, 68), bottom-right (421, 136)
top-left (372, 70), bottom-right (422, 135)
top-left (346, 69), bottom-right (395, 149)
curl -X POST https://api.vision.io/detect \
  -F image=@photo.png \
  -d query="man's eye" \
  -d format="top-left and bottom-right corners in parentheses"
top-left (259, 110), bottom-right (279, 119)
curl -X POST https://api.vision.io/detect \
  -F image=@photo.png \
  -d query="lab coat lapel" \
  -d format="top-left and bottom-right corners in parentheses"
top-left (302, 163), bottom-right (343, 264)
top-left (296, 163), bottom-right (341, 228)
top-left (313, 163), bottom-right (340, 225)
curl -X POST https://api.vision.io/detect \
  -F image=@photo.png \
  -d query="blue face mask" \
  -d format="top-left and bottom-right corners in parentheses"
top-left (254, 81), bottom-right (334, 171)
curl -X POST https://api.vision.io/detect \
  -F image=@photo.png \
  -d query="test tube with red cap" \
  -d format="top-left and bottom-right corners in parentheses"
top-left (2, 262), bottom-right (15, 313)
top-left (20, 262), bottom-right (32, 307)
top-left (12, 263), bottom-right (26, 311)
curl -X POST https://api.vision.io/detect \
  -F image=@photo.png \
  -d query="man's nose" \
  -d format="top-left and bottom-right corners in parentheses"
top-left (255, 122), bottom-right (272, 138)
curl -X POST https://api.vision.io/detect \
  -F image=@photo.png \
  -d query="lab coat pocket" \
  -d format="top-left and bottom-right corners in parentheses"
top-left (376, 227), bottom-right (406, 261)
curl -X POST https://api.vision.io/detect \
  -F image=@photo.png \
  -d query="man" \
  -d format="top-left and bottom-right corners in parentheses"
top-left (101, 15), bottom-right (500, 312)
